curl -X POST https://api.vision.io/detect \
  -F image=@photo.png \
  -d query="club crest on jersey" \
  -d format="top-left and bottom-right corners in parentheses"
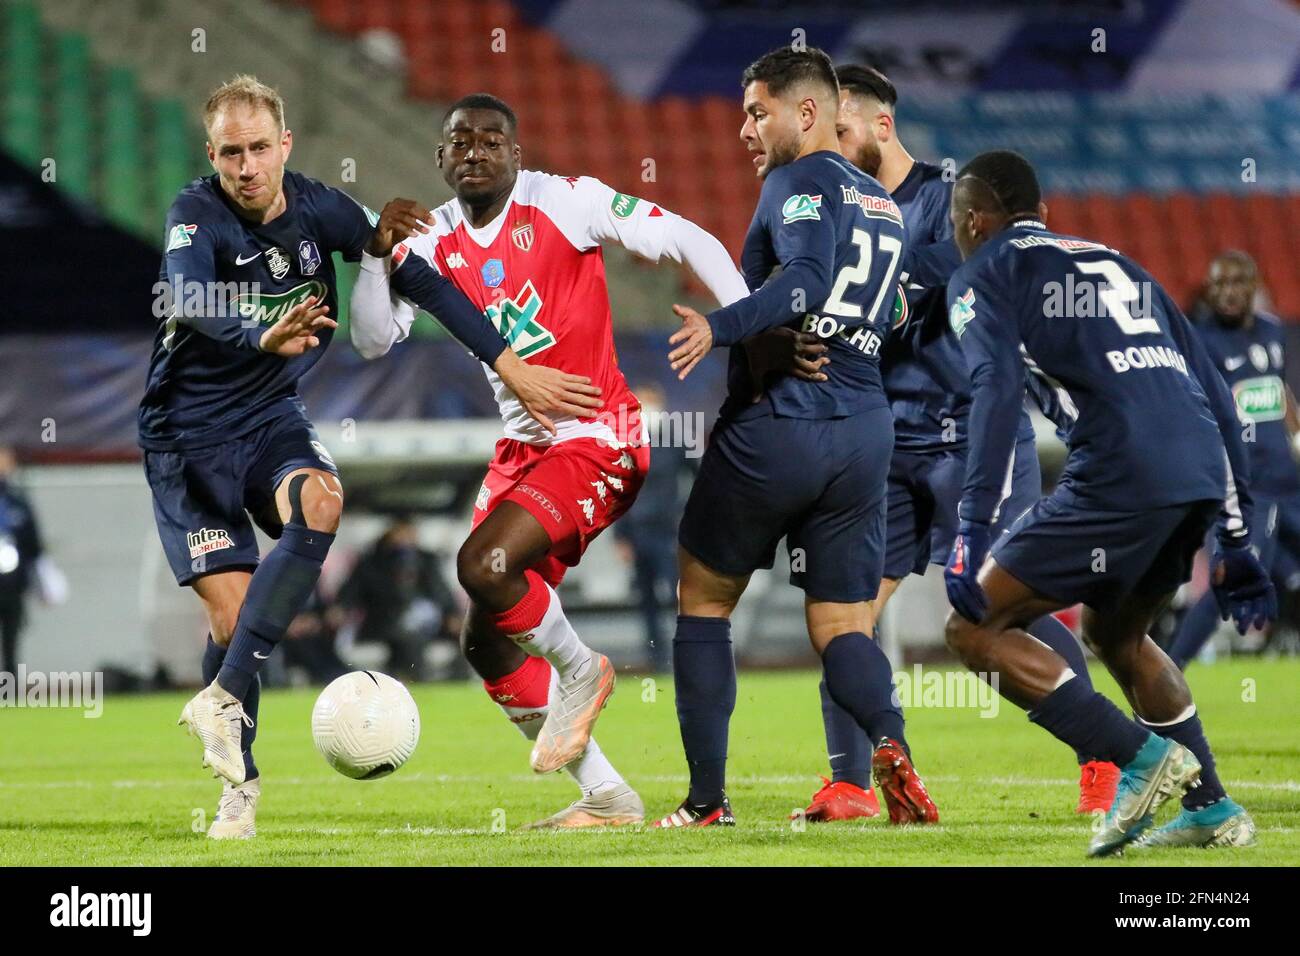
top-left (266, 246), bottom-right (291, 280)
top-left (481, 258), bottom-right (505, 288)
top-left (950, 288), bottom-right (976, 338)
top-left (187, 527), bottom-right (233, 559)
top-left (782, 194), bottom-right (822, 224)
top-left (484, 279), bottom-right (555, 359)
top-left (166, 223), bottom-right (197, 252)
top-left (298, 240), bottom-right (321, 277)
top-left (511, 222), bottom-right (534, 252)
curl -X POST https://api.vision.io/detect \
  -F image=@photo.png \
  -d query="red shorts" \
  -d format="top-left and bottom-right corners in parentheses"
top-left (470, 437), bottom-right (650, 586)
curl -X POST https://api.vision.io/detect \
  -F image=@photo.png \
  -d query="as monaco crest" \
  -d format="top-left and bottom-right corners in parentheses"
top-left (511, 222), bottom-right (534, 252)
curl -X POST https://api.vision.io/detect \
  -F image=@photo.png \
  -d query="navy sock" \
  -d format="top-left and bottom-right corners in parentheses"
top-left (1139, 711), bottom-right (1226, 811)
top-left (201, 635), bottom-right (226, 686)
top-left (821, 632), bottom-right (906, 752)
top-left (218, 522), bottom-right (333, 701)
top-left (1028, 676), bottom-right (1149, 767)
top-left (1026, 615), bottom-right (1094, 763)
top-left (818, 678), bottom-right (872, 790)
top-left (203, 635), bottom-right (259, 779)
top-left (1167, 591), bottom-right (1221, 669)
top-left (242, 675), bottom-right (260, 781)
top-left (673, 615), bottom-right (735, 807)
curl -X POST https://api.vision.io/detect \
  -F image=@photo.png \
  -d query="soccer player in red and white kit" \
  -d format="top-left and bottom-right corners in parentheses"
top-left (351, 94), bottom-right (748, 827)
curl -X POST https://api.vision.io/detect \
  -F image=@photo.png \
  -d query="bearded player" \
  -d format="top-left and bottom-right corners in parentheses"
top-left (660, 48), bottom-right (936, 828)
top-left (350, 94), bottom-right (749, 828)
top-left (145, 77), bottom-right (594, 839)
top-left (1167, 251), bottom-right (1300, 668)
top-left (757, 66), bottom-right (1115, 822)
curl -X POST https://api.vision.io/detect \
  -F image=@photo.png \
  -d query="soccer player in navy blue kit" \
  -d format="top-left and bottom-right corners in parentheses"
top-left (941, 150), bottom-right (1270, 854)
top-left (1168, 251), bottom-right (1300, 668)
top-left (655, 47), bottom-right (937, 828)
top-left (144, 76), bottom-right (600, 838)
top-left (787, 66), bottom-right (1113, 822)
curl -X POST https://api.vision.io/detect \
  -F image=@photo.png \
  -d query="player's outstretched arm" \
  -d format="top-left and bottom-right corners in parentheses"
top-left (945, 271), bottom-right (1024, 622)
top-left (157, 196), bottom-right (266, 350)
top-left (352, 205), bottom-right (603, 433)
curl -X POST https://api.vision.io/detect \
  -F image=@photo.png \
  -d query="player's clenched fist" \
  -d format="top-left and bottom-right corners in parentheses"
top-left (668, 303), bottom-right (714, 380)
top-left (258, 295), bottom-right (336, 356)
top-left (366, 198), bottom-right (433, 257)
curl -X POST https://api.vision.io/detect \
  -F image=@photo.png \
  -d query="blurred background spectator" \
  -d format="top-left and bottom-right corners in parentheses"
top-left (336, 516), bottom-right (464, 681)
top-left (615, 384), bottom-right (697, 671)
top-left (0, 446), bottom-right (64, 674)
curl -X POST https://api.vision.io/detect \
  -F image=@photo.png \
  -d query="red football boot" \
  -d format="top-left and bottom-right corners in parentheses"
top-left (796, 776), bottom-right (881, 822)
top-left (652, 795), bottom-right (736, 828)
top-left (871, 739), bottom-right (939, 824)
top-left (1075, 760), bottom-right (1120, 814)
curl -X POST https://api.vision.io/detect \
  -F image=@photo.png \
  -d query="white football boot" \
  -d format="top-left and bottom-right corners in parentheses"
top-left (522, 783), bottom-right (645, 829)
top-left (530, 653), bottom-right (615, 774)
top-left (208, 777), bottom-right (260, 840)
top-left (178, 682), bottom-right (253, 785)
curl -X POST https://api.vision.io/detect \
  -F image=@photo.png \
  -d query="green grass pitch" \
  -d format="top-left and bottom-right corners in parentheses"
top-left (1, 659), bottom-right (1296, 866)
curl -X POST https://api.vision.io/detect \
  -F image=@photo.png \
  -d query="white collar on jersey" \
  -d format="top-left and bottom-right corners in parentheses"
top-left (456, 175), bottom-right (523, 249)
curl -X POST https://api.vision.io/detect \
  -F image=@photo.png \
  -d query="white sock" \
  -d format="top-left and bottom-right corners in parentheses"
top-left (526, 582), bottom-right (594, 681)
top-left (494, 667), bottom-right (625, 797)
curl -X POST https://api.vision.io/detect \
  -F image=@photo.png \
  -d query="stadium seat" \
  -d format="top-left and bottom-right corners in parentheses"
top-left (54, 32), bottom-right (93, 200)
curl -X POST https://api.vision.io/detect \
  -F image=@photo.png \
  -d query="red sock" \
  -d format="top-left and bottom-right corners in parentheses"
top-left (490, 569), bottom-right (551, 637)
top-left (483, 654), bottom-right (551, 708)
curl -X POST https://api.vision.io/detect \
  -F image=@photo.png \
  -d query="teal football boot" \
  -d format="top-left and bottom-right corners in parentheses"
top-left (1088, 736), bottom-right (1201, 857)
top-left (1131, 797), bottom-right (1256, 850)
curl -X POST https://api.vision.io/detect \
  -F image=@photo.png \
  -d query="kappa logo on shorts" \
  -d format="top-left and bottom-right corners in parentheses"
top-left (187, 528), bottom-right (234, 559)
top-left (591, 479), bottom-right (607, 504)
top-left (515, 484), bottom-right (563, 524)
top-left (603, 472), bottom-right (624, 492)
top-left (577, 497), bottom-right (596, 525)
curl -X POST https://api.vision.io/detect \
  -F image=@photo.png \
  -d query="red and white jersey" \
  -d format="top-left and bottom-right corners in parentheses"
top-left (392, 170), bottom-right (674, 447)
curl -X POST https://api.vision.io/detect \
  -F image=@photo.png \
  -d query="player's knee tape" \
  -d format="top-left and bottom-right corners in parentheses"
top-left (287, 472), bottom-right (309, 526)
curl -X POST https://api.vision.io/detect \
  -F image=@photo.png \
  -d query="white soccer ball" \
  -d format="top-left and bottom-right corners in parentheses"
top-left (311, 671), bottom-right (420, 779)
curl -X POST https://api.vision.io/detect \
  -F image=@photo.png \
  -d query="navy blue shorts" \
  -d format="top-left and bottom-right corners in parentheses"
top-left (883, 432), bottom-right (1040, 580)
top-left (992, 491), bottom-right (1219, 612)
top-left (143, 411), bottom-right (338, 585)
top-left (678, 407), bottom-right (892, 603)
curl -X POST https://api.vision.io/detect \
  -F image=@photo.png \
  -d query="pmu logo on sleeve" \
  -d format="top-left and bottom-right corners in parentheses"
top-left (187, 527), bottom-right (233, 559)
top-left (50, 886), bottom-right (151, 936)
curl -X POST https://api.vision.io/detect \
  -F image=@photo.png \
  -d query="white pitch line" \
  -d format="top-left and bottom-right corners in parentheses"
top-left (0, 774), bottom-right (1296, 794)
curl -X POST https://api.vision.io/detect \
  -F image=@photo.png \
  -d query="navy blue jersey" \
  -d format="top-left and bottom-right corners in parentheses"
top-left (883, 161), bottom-right (1040, 449)
top-left (708, 150), bottom-right (906, 421)
top-left (1192, 309), bottom-right (1300, 496)
top-left (883, 160), bottom-right (969, 450)
top-left (139, 172), bottom-right (506, 451)
top-left (949, 219), bottom-right (1254, 539)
